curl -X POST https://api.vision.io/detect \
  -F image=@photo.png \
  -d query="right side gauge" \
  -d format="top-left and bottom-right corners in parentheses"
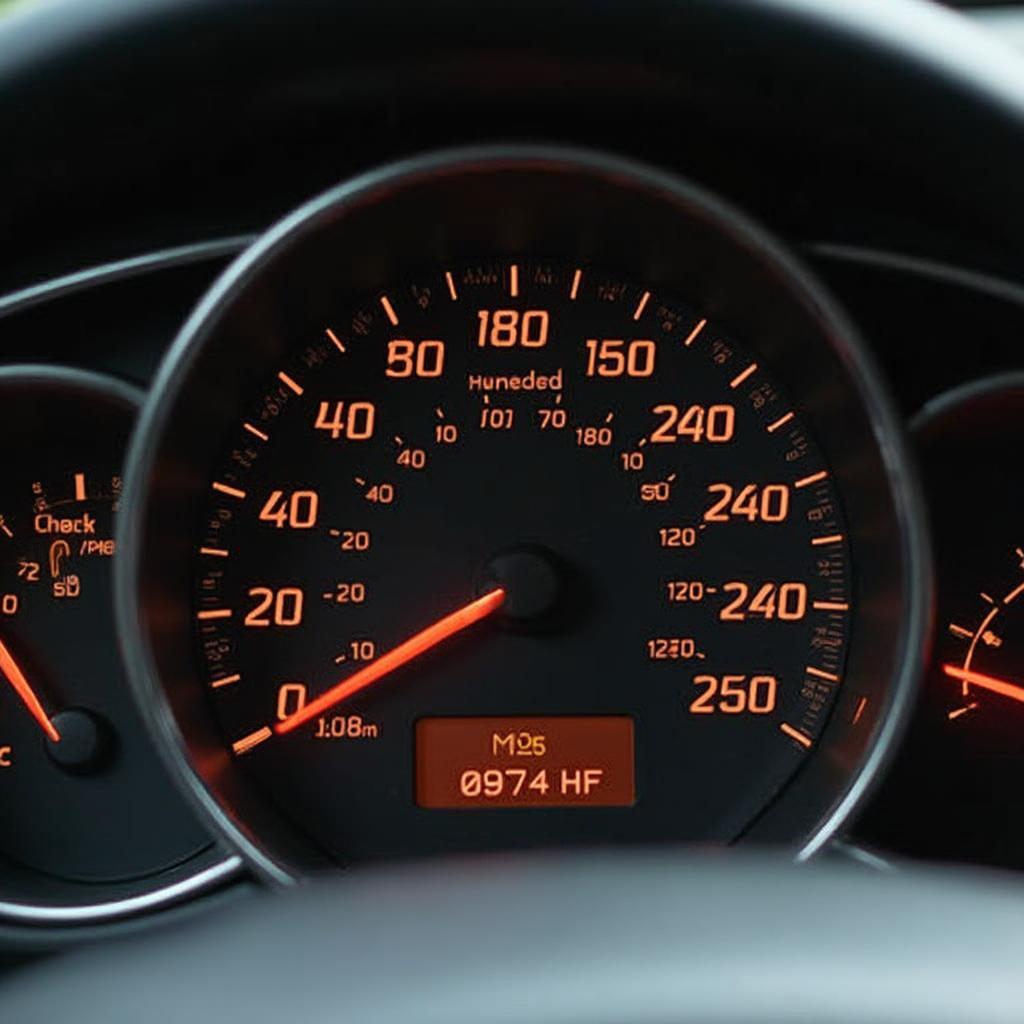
top-left (858, 374), bottom-right (1024, 868)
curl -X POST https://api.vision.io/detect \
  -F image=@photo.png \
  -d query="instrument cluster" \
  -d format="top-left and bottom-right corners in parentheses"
top-left (1, 76), bottom-right (1024, 946)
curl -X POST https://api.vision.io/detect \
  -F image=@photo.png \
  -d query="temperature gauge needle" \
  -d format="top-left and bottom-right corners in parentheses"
top-left (276, 587), bottom-right (506, 736)
top-left (0, 636), bottom-right (61, 742)
top-left (943, 664), bottom-right (1024, 706)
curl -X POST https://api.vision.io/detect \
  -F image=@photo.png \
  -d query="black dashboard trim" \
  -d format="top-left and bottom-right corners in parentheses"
top-left (0, 237), bottom-right (256, 322)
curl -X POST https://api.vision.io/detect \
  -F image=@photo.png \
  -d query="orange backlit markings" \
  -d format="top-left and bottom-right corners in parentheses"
top-left (780, 722), bottom-right (813, 748)
top-left (380, 295), bottom-right (399, 326)
top-left (445, 272), bottom-right (458, 301)
top-left (766, 412), bottom-right (794, 434)
top-left (948, 623), bottom-right (973, 640)
top-left (794, 470), bottom-right (828, 489)
top-left (232, 726), bottom-right (272, 755)
top-left (683, 318), bottom-right (707, 347)
top-left (278, 371), bottom-right (303, 396)
top-left (811, 534), bottom-right (843, 547)
top-left (197, 608), bottom-right (233, 621)
top-left (212, 673), bottom-right (241, 689)
top-left (806, 666), bottom-right (840, 683)
top-left (729, 362), bottom-right (758, 389)
top-left (509, 264), bottom-right (519, 298)
top-left (243, 422), bottom-right (269, 442)
top-left (0, 521), bottom-right (12, 539)
top-left (633, 290), bottom-right (651, 320)
top-left (326, 328), bottom-right (346, 353)
top-left (212, 481), bottom-right (246, 500)
top-left (74, 473), bottom-right (86, 501)
top-left (569, 268), bottom-right (582, 300)
top-left (199, 547), bottom-right (229, 558)
top-left (948, 702), bottom-right (979, 721)
top-left (813, 600), bottom-right (850, 612)
top-left (852, 697), bottom-right (868, 725)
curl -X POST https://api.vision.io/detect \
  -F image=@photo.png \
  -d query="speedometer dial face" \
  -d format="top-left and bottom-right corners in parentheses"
top-left (121, 148), bottom-right (926, 877)
top-left (196, 263), bottom-right (852, 860)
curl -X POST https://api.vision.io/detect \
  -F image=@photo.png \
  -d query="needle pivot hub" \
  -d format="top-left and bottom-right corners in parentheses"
top-left (46, 708), bottom-right (112, 775)
top-left (480, 546), bottom-right (562, 625)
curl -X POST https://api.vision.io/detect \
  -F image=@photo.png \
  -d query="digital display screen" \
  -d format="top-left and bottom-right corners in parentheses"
top-left (415, 716), bottom-right (635, 809)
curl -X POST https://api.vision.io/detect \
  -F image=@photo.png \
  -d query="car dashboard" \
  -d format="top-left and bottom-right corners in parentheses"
top-left (1, 0), bottom-right (1024, 973)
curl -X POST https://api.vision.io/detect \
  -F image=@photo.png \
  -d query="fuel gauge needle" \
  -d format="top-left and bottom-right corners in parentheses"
top-left (943, 664), bottom-right (1024, 706)
top-left (276, 587), bottom-right (506, 736)
top-left (0, 636), bottom-right (61, 742)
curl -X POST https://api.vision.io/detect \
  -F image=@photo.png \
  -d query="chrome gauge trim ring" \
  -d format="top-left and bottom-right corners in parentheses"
top-left (117, 145), bottom-right (931, 883)
top-left (0, 856), bottom-right (243, 927)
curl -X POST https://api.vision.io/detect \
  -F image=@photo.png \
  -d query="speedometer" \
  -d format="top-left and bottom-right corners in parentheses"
top-left (118, 148), bottom-right (927, 880)
top-left (203, 266), bottom-right (850, 838)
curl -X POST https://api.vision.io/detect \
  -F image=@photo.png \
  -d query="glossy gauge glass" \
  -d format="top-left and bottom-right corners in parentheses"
top-left (119, 147), bottom-right (928, 881)
top-left (0, 367), bottom-right (235, 924)
top-left (856, 374), bottom-right (1024, 868)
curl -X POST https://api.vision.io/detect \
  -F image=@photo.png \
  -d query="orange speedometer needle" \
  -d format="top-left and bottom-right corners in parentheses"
top-left (0, 636), bottom-right (61, 742)
top-left (275, 587), bottom-right (507, 735)
top-left (943, 664), bottom-right (1024, 706)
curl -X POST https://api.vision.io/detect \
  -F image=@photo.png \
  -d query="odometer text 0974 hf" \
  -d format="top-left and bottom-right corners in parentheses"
top-left (193, 261), bottom-right (852, 861)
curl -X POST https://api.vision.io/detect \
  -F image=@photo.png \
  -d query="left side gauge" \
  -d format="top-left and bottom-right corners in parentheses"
top-left (0, 367), bottom-right (237, 927)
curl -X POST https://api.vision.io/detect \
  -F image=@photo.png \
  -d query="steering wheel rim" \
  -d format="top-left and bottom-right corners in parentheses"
top-left (2, 853), bottom-right (1024, 1023)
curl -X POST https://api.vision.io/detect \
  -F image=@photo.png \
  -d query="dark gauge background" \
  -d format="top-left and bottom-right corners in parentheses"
top-left (194, 261), bottom-right (853, 863)
top-left (0, 367), bottom-right (219, 913)
top-left (119, 148), bottom-right (927, 882)
top-left (853, 375), bottom-right (1024, 868)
